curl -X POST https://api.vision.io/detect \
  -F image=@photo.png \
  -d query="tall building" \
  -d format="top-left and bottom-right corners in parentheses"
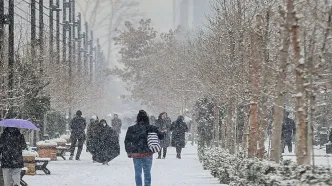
top-left (173, 0), bottom-right (211, 31)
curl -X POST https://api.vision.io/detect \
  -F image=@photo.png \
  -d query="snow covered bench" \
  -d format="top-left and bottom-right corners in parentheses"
top-left (56, 146), bottom-right (69, 160)
top-left (35, 158), bottom-right (51, 175)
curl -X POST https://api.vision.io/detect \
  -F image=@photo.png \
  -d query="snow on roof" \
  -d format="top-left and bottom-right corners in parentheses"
top-left (36, 140), bottom-right (57, 146)
top-left (60, 134), bottom-right (70, 140)
top-left (23, 150), bottom-right (39, 156)
top-left (51, 138), bottom-right (67, 143)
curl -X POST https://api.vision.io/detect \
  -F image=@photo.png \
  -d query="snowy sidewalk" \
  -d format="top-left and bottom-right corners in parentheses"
top-left (25, 138), bottom-right (225, 185)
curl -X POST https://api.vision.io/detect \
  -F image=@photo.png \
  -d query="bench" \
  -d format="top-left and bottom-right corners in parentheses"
top-left (56, 146), bottom-right (69, 160)
top-left (20, 167), bottom-right (28, 186)
top-left (35, 158), bottom-right (51, 175)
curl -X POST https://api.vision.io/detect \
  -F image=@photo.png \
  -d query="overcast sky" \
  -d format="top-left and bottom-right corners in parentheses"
top-left (140, 0), bottom-right (174, 32)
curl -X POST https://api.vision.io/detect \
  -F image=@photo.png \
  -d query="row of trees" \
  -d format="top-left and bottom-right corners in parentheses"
top-left (0, 0), bottom-right (142, 124)
top-left (111, 0), bottom-right (332, 165)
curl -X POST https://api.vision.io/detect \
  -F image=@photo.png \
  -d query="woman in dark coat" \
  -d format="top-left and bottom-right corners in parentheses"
top-left (0, 127), bottom-right (27, 186)
top-left (155, 112), bottom-right (171, 159)
top-left (94, 119), bottom-right (120, 165)
top-left (171, 116), bottom-right (189, 159)
top-left (86, 116), bottom-right (99, 153)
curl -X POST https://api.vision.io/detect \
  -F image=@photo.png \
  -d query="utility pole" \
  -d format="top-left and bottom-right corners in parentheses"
top-left (0, 0), bottom-right (4, 61)
top-left (68, 0), bottom-right (73, 118)
top-left (8, 0), bottom-right (14, 100)
top-left (84, 22), bottom-right (88, 76)
top-left (0, 0), bottom-right (4, 105)
top-left (77, 13), bottom-right (82, 73)
top-left (89, 31), bottom-right (93, 82)
top-left (39, 0), bottom-right (44, 76)
top-left (56, 0), bottom-right (60, 64)
top-left (63, 0), bottom-right (68, 66)
top-left (49, 0), bottom-right (54, 65)
top-left (31, 0), bottom-right (36, 68)
top-left (71, 0), bottom-right (76, 74)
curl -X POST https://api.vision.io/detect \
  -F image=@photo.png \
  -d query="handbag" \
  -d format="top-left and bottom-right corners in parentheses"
top-left (147, 132), bottom-right (161, 153)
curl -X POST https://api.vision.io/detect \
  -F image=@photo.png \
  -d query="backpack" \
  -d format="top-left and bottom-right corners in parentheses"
top-left (147, 132), bottom-right (161, 153)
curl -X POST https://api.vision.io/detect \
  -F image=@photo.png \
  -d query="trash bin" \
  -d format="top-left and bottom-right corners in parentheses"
top-left (23, 152), bottom-right (37, 175)
top-left (37, 141), bottom-right (57, 161)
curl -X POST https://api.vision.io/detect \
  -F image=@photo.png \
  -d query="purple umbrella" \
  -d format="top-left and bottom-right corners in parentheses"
top-left (0, 119), bottom-right (40, 131)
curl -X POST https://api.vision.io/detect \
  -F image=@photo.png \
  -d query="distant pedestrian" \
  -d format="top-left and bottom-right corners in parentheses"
top-left (69, 110), bottom-right (87, 160)
top-left (155, 112), bottom-right (171, 159)
top-left (125, 110), bottom-right (165, 186)
top-left (149, 116), bottom-right (156, 126)
top-left (94, 119), bottom-right (120, 165)
top-left (281, 111), bottom-right (296, 153)
top-left (111, 114), bottom-right (122, 135)
top-left (86, 116), bottom-right (99, 155)
top-left (0, 127), bottom-right (27, 186)
top-left (171, 116), bottom-right (189, 159)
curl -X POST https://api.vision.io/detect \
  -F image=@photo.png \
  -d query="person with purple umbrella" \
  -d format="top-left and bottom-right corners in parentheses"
top-left (0, 127), bottom-right (27, 186)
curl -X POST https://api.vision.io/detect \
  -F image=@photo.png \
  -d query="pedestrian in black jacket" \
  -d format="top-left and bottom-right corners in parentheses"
top-left (0, 127), bottom-right (27, 186)
top-left (125, 110), bottom-right (164, 186)
top-left (171, 116), bottom-right (189, 159)
top-left (111, 114), bottom-right (122, 135)
top-left (281, 111), bottom-right (295, 153)
top-left (69, 110), bottom-right (87, 160)
top-left (155, 112), bottom-right (171, 159)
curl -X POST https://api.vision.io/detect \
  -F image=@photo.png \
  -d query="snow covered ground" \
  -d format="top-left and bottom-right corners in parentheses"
top-left (24, 131), bottom-right (226, 186)
top-left (266, 140), bottom-right (332, 167)
top-left (282, 145), bottom-right (332, 166)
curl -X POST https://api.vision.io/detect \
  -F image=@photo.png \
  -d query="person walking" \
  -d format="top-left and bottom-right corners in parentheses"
top-left (125, 110), bottom-right (165, 186)
top-left (281, 111), bottom-right (296, 153)
top-left (155, 112), bottom-right (171, 159)
top-left (0, 127), bottom-right (27, 186)
top-left (171, 116), bottom-right (189, 159)
top-left (94, 119), bottom-right (120, 165)
top-left (69, 110), bottom-right (87, 160)
top-left (149, 116), bottom-right (156, 126)
top-left (86, 116), bottom-right (99, 153)
top-left (111, 114), bottom-right (122, 135)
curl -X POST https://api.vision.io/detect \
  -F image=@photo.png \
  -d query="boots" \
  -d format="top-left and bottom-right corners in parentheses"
top-left (176, 153), bottom-right (181, 159)
top-left (69, 156), bottom-right (73, 160)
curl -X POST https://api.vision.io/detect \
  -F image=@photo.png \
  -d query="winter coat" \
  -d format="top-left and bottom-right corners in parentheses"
top-left (0, 128), bottom-right (27, 168)
top-left (125, 122), bottom-right (165, 155)
top-left (171, 120), bottom-right (188, 148)
top-left (87, 121), bottom-right (99, 153)
top-left (94, 123), bottom-right (120, 163)
top-left (70, 116), bottom-right (87, 137)
top-left (282, 117), bottom-right (295, 141)
top-left (155, 115), bottom-right (171, 148)
top-left (111, 118), bottom-right (122, 134)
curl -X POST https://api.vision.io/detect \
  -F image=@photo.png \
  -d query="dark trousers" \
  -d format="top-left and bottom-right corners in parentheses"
top-left (176, 146), bottom-right (182, 158)
top-left (282, 139), bottom-right (292, 153)
top-left (69, 134), bottom-right (85, 159)
top-left (158, 147), bottom-right (167, 158)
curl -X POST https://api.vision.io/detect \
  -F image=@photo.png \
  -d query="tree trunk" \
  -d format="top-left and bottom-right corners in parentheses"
top-left (226, 98), bottom-right (235, 154)
top-left (248, 15), bottom-right (263, 158)
top-left (288, 0), bottom-right (308, 165)
top-left (257, 10), bottom-right (271, 159)
top-left (214, 98), bottom-right (220, 146)
top-left (270, 2), bottom-right (293, 163)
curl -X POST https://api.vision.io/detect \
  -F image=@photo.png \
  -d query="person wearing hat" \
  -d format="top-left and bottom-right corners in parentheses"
top-left (69, 110), bottom-right (87, 160)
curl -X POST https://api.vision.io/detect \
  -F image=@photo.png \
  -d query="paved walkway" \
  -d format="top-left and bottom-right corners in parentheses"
top-left (25, 133), bottom-right (225, 186)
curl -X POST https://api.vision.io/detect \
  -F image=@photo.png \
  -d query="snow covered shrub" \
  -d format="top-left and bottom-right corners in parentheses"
top-left (199, 147), bottom-right (332, 186)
